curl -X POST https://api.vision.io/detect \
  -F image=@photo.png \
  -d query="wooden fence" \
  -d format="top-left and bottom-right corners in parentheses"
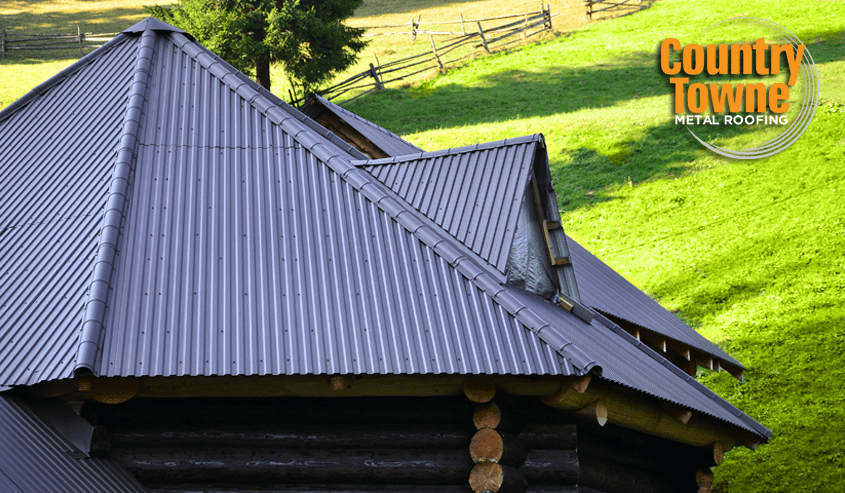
top-left (584, 0), bottom-right (650, 20)
top-left (311, 5), bottom-right (556, 106)
top-left (1, 26), bottom-right (115, 58)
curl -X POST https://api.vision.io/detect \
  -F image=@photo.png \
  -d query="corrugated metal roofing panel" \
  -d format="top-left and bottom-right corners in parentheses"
top-left (362, 137), bottom-right (536, 274)
top-left (0, 35), bottom-right (137, 227)
top-left (0, 215), bottom-right (99, 386)
top-left (0, 36), bottom-right (139, 387)
top-left (505, 287), bottom-right (769, 438)
top-left (0, 393), bottom-right (146, 493)
top-left (305, 94), bottom-right (423, 157)
top-left (99, 126), bottom-right (569, 377)
top-left (566, 235), bottom-right (743, 368)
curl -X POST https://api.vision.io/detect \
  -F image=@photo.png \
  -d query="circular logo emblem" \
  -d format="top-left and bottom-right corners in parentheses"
top-left (660, 18), bottom-right (819, 159)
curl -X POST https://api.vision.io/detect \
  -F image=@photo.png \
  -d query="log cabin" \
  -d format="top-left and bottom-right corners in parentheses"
top-left (0, 17), bottom-right (770, 493)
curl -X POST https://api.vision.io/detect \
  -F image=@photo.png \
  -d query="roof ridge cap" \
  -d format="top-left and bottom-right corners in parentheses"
top-left (0, 34), bottom-right (130, 124)
top-left (590, 311), bottom-right (771, 439)
top-left (355, 134), bottom-right (542, 166)
top-left (73, 29), bottom-right (156, 377)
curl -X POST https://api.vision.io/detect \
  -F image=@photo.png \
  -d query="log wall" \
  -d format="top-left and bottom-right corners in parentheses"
top-left (93, 396), bottom-right (710, 493)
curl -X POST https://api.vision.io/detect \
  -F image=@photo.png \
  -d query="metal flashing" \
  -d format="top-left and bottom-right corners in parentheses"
top-left (122, 17), bottom-right (187, 35)
top-left (74, 29), bottom-right (156, 377)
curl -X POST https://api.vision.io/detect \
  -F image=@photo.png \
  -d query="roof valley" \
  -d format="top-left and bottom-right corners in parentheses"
top-left (74, 29), bottom-right (156, 377)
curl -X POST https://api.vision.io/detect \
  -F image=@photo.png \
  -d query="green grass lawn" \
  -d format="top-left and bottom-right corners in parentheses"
top-left (346, 1), bottom-right (845, 491)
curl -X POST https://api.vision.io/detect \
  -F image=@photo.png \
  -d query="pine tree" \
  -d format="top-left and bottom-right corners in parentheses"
top-left (147, 0), bottom-right (366, 99)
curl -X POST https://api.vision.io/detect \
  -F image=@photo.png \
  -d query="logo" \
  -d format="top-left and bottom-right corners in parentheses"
top-left (659, 18), bottom-right (819, 159)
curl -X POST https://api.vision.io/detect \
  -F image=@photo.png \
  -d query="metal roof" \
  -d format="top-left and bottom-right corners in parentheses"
top-left (566, 235), bottom-right (743, 369)
top-left (506, 287), bottom-right (770, 439)
top-left (0, 393), bottom-right (146, 493)
top-left (0, 17), bottom-right (768, 440)
top-left (303, 93), bottom-right (423, 157)
top-left (0, 34), bottom-right (141, 386)
top-left (361, 137), bottom-right (537, 275)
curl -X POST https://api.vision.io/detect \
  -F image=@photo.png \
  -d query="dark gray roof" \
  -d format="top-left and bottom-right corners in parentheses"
top-left (0, 19), bottom-right (582, 384)
top-left (566, 235), bottom-right (743, 370)
top-left (361, 136), bottom-right (537, 276)
top-left (0, 18), bottom-right (768, 441)
top-left (303, 93), bottom-right (423, 157)
top-left (506, 287), bottom-right (770, 439)
top-left (0, 393), bottom-right (146, 492)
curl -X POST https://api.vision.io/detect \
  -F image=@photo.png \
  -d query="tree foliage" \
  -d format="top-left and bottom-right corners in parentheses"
top-left (147, 0), bottom-right (366, 98)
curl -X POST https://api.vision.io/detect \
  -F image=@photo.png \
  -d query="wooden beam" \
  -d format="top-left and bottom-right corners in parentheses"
top-left (113, 447), bottom-right (473, 484)
top-left (27, 374), bottom-right (569, 400)
top-left (469, 462), bottom-right (528, 493)
top-left (518, 449), bottom-right (578, 484)
top-left (108, 423), bottom-right (473, 449)
top-left (696, 468), bottom-right (714, 493)
top-left (518, 424), bottom-right (577, 450)
top-left (464, 376), bottom-right (497, 403)
top-left (470, 428), bottom-right (529, 467)
top-left (542, 379), bottom-right (738, 451)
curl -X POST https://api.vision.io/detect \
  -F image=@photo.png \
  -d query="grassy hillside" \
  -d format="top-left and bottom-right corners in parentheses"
top-left (0, 0), bottom-right (615, 107)
top-left (344, 1), bottom-right (845, 492)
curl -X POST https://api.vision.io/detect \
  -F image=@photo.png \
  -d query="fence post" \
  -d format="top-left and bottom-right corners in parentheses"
top-left (369, 62), bottom-right (384, 90)
top-left (523, 7), bottom-right (529, 40)
top-left (429, 35), bottom-right (444, 70)
top-left (77, 24), bottom-right (84, 57)
top-left (460, 14), bottom-right (466, 35)
top-left (546, 4), bottom-right (553, 30)
top-left (477, 22), bottom-right (490, 53)
top-left (586, 0), bottom-right (593, 20)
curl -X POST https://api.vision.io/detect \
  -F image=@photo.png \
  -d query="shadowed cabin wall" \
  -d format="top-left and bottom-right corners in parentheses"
top-left (89, 396), bottom-right (708, 493)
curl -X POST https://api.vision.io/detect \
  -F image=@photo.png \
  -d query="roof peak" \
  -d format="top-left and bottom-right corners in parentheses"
top-left (122, 17), bottom-right (186, 35)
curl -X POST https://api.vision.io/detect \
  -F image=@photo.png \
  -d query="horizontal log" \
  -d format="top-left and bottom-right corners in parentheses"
top-left (473, 401), bottom-right (526, 433)
top-left (469, 462), bottom-right (528, 493)
top-left (146, 485), bottom-right (472, 493)
top-left (578, 456), bottom-right (674, 493)
top-left (469, 428), bottom-right (528, 467)
top-left (518, 449), bottom-right (578, 484)
top-left (108, 423), bottom-right (473, 449)
top-left (542, 380), bottom-right (738, 451)
top-left (518, 424), bottom-right (577, 450)
top-left (96, 397), bottom-right (473, 426)
top-left (113, 447), bottom-right (474, 484)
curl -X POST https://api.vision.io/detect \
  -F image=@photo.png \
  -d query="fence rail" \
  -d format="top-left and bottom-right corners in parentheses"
top-left (1, 26), bottom-right (117, 58)
top-left (310, 5), bottom-right (555, 106)
top-left (584, 0), bottom-right (649, 20)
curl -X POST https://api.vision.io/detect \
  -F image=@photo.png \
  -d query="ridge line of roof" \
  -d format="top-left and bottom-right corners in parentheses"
top-left (353, 134), bottom-right (543, 166)
top-left (73, 29), bottom-right (156, 377)
top-left (310, 93), bottom-right (424, 151)
top-left (164, 31), bottom-right (597, 377)
top-left (590, 310), bottom-right (771, 439)
top-left (0, 33), bottom-right (131, 124)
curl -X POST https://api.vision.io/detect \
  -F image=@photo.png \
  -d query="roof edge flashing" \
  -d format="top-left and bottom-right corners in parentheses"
top-left (73, 29), bottom-right (156, 376)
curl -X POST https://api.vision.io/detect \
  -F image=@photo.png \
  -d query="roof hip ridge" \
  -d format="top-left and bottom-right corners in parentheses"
top-left (73, 28), bottom-right (157, 377)
top-left (356, 134), bottom-right (543, 166)
top-left (138, 33), bottom-right (594, 376)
